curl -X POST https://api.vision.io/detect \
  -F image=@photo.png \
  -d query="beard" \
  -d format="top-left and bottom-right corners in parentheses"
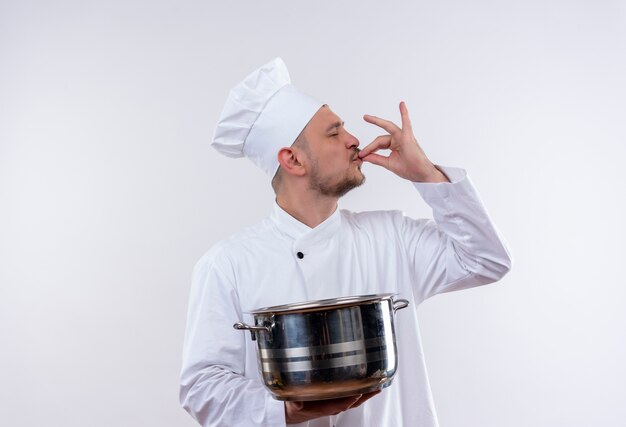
top-left (308, 159), bottom-right (365, 198)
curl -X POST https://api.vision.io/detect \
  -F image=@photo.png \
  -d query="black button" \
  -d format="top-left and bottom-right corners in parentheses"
top-left (296, 251), bottom-right (304, 259)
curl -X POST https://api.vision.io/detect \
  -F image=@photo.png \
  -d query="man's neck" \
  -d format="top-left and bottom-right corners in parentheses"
top-left (275, 190), bottom-right (338, 228)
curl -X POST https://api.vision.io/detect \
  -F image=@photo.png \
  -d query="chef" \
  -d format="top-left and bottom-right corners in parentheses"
top-left (179, 57), bottom-right (512, 426)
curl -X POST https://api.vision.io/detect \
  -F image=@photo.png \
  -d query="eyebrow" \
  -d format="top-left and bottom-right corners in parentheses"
top-left (325, 121), bottom-right (344, 133)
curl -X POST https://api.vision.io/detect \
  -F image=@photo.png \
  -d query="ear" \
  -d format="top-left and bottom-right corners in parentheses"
top-left (277, 147), bottom-right (306, 177)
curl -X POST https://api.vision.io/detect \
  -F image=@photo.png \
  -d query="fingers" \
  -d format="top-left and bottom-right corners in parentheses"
top-left (363, 113), bottom-right (401, 135)
top-left (350, 390), bottom-right (381, 408)
top-left (322, 394), bottom-right (361, 412)
top-left (337, 394), bottom-right (362, 407)
top-left (358, 135), bottom-right (391, 158)
top-left (321, 395), bottom-right (363, 415)
top-left (346, 394), bottom-right (364, 410)
top-left (360, 152), bottom-right (389, 168)
top-left (286, 391), bottom-right (382, 423)
top-left (339, 394), bottom-right (363, 412)
top-left (364, 101), bottom-right (413, 135)
top-left (359, 134), bottom-right (392, 169)
top-left (399, 101), bottom-right (413, 132)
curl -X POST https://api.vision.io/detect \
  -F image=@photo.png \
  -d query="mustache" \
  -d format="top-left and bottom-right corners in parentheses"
top-left (352, 148), bottom-right (361, 159)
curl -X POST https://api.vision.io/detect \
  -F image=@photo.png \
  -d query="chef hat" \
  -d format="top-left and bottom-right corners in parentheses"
top-left (211, 57), bottom-right (323, 176)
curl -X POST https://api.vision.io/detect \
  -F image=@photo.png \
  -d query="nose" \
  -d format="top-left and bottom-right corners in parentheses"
top-left (345, 130), bottom-right (360, 149)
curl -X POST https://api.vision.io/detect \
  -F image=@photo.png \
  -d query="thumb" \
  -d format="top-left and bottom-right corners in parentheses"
top-left (361, 152), bottom-right (390, 169)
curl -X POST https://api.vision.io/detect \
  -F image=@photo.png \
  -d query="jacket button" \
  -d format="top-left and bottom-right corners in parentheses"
top-left (296, 252), bottom-right (304, 259)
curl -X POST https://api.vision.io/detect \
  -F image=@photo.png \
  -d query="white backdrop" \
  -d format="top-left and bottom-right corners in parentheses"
top-left (1, 1), bottom-right (625, 426)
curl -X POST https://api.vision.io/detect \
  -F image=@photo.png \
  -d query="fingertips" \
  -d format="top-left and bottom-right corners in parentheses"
top-left (360, 153), bottom-right (387, 167)
top-left (358, 149), bottom-right (371, 158)
top-left (363, 114), bottom-right (376, 123)
top-left (346, 394), bottom-right (363, 409)
top-left (358, 135), bottom-right (391, 158)
top-left (357, 144), bottom-right (377, 158)
top-left (351, 390), bottom-right (380, 408)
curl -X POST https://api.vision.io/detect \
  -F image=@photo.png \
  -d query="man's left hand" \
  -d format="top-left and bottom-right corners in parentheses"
top-left (359, 102), bottom-right (449, 183)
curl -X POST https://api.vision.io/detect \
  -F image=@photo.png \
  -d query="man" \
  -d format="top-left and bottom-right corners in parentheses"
top-left (180, 58), bottom-right (512, 426)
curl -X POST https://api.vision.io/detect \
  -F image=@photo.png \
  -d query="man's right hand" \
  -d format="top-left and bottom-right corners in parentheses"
top-left (284, 390), bottom-right (380, 424)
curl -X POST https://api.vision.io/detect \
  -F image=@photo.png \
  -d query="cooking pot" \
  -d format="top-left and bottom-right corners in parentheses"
top-left (233, 293), bottom-right (409, 401)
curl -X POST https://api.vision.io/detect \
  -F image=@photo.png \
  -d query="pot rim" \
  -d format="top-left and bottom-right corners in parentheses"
top-left (247, 293), bottom-right (397, 315)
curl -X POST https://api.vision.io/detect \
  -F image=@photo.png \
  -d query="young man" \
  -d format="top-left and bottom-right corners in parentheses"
top-left (180, 58), bottom-right (512, 426)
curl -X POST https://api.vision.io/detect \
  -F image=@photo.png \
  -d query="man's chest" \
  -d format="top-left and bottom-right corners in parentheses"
top-left (233, 230), bottom-right (409, 313)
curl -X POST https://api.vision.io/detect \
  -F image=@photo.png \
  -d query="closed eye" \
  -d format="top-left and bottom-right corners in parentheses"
top-left (325, 121), bottom-right (345, 135)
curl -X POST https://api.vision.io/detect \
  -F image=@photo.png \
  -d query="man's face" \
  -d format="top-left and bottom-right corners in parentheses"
top-left (299, 105), bottom-right (365, 198)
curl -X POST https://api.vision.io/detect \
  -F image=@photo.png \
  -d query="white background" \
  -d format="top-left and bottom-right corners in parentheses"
top-left (1, 1), bottom-right (625, 426)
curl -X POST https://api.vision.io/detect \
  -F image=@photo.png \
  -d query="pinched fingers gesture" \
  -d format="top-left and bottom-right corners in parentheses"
top-left (359, 102), bottom-right (448, 183)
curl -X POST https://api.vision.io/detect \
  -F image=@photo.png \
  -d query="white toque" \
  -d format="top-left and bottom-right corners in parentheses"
top-left (211, 57), bottom-right (323, 176)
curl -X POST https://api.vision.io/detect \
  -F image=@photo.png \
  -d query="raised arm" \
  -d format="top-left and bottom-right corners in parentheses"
top-left (360, 102), bottom-right (512, 303)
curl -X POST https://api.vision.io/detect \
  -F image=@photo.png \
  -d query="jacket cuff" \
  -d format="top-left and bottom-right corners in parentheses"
top-left (267, 395), bottom-right (286, 426)
top-left (412, 166), bottom-right (475, 200)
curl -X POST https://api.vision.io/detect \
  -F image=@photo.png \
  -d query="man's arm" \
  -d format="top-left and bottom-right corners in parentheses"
top-left (360, 102), bottom-right (512, 302)
top-left (180, 252), bottom-right (285, 426)
top-left (405, 166), bottom-right (512, 302)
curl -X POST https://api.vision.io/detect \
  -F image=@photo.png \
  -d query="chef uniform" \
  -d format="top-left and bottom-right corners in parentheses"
top-left (179, 58), bottom-right (512, 427)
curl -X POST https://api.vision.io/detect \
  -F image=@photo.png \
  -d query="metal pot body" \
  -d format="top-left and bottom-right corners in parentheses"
top-left (234, 294), bottom-right (408, 401)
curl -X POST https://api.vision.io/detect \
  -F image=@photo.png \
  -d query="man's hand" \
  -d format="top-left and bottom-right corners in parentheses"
top-left (284, 391), bottom-right (380, 424)
top-left (359, 102), bottom-right (449, 183)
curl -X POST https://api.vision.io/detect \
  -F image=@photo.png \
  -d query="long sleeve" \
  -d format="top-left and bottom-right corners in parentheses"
top-left (179, 250), bottom-right (286, 427)
top-left (405, 166), bottom-right (513, 303)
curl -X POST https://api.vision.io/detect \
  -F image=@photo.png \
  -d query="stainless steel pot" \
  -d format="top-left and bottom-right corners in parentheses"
top-left (233, 293), bottom-right (409, 401)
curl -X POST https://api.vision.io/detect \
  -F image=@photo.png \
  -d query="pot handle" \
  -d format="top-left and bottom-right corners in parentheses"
top-left (233, 322), bottom-right (271, 332)
top-left (233, 322), bottom-right (272, 341)
top-left (393, 298), bottom-right (410, 313)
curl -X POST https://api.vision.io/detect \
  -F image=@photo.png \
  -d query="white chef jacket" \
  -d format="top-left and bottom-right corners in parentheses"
top-left (180, 166), bottom-right (512, 427)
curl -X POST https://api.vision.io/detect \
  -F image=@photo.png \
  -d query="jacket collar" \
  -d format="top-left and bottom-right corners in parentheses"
top-left (270, 200), bottom-right (341, 242)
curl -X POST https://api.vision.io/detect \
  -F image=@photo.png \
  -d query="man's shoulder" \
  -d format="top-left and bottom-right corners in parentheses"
top-left (339, 207), bottom-right (405, 228)
top-left (195, 217), bottom-right (276, 268)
